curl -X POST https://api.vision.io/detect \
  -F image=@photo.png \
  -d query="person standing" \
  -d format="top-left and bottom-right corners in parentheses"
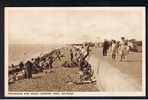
top-left (48, 56), bottom-right (53, 69)
top-left (120, 37), bottom-right (126, 45)
top-left (25, 60), bottom-right (33, 79)
top-left (102, 39), bottom-right (110, 56)
top-left (81, 43), bottom-right (90, 59)
top-left (55, 49), bottom-right (61, 61)
top-left (70, 49), bottom-right (73, 62)
top-left (111, 40), bottom-right (120, 60)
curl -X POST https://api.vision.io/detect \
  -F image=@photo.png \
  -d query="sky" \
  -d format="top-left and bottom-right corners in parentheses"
top-left (5, 7), bottom-right (145, 44)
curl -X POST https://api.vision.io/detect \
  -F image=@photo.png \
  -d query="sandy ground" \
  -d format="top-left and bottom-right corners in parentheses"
top-left (8, 46), bottom-right (142, 92)
top-left (9, 67), bottom-right (97, 92)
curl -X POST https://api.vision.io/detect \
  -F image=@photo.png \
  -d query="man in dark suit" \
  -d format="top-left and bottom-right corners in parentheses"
top-left (103, 39), bottom-right (110, 56)
top-left (25, 60), bottom-right (33, 79)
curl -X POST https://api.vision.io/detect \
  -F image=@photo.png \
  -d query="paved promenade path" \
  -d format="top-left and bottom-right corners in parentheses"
top-left (86, 47), bottom-right (142, 92)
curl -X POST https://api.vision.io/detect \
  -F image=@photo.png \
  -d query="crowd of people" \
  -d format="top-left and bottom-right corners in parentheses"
top-left (8, 42), bottom-right (97, 84)
top-left (8, 49), bottom-right (64, 83)
top-left (9, 37), bottom-right (138, 84)
top-left (102, 37), bottom-right (134, 61)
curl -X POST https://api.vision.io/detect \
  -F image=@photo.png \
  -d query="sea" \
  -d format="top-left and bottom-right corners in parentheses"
top-left (8, 44), bottom-right (66, 65)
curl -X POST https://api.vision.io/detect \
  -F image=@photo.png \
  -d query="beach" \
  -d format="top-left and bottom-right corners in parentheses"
top-left (8, 45), bottom-right (142, 92)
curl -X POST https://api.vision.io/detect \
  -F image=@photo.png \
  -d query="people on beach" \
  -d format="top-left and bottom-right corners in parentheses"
top-left (78, 43), bottom-right (94, 82)
top-left (11, 64), bottom-right (15, 68)
top-left (19, 61), bottom-right (24, 70)
top-left (55, 49), bottom-right (61, 61)
top-left (9, 37), bottom-right (136, 84)
top-left (79, 59), bottom-right (92, 82)
top-left (25, 60), bottom-right (33, 79)
top-left (70, 49), bottom-right (73, 62)
top-left (48, 56), bottom-right (53, 69)
top-left (80, 43), bottom-right (90, 60)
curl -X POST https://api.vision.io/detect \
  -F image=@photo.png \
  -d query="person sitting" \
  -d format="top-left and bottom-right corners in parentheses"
top-left (79, 58), bottom-right (92, 82)
top-left (19, 61), bottom-right (24, 70)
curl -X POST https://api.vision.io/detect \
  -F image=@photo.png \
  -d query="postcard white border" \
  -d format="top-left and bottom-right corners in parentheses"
top-left (4, 7), bottom-right (146, 97)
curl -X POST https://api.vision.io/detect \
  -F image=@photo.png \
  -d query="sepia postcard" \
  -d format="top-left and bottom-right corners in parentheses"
top-left (5, 7), bottom-right (146, 97)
